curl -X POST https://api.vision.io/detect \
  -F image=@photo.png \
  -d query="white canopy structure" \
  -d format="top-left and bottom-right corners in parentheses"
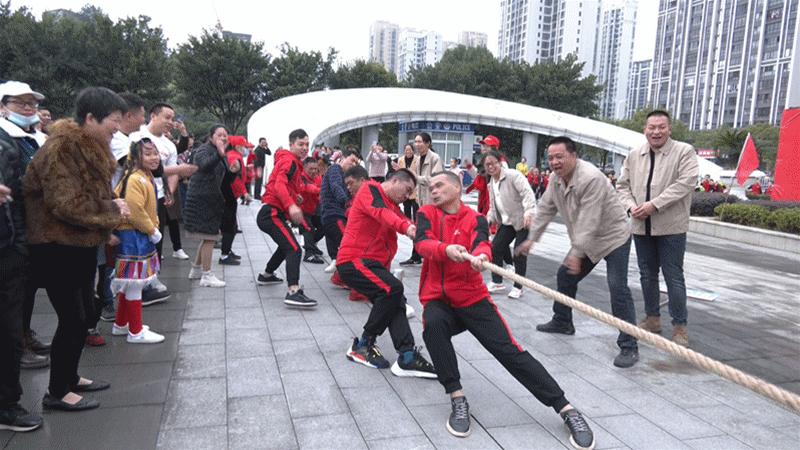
top-left (247, 87), bottom-right (721, 175)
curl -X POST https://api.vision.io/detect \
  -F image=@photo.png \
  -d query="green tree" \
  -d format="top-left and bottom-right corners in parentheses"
top-left (267, 44), bottom-right (337, 101)
top-left (173, 30), bottom-right (271, 133)
top-left (712, 126), bottom-right (748, 165)
top-left (329, 60), bottom-right (397, 90)
top-left (744, 123), bottom-right (780, 171)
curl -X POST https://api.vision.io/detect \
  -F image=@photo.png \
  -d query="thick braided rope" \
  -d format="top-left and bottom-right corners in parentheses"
top-left (463, 254), bottom-right (800, 414)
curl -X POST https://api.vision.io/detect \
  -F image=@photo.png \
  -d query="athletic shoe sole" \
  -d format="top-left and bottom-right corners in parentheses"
top-left (0, 422), bottom-right (41, 432)
top-left (569, 435), bottom-right (595, 450)
top-left (487, 286), bottom-right (506, 293)
top-left (142, 296), bottom-right (170, 306)
top-left (446, 420), bottom-right (471, 438)
top-left (256, 278), bottom-right (283, 286)
top-left (345, 346), bottom-right (381, 369)
top-left (283, 299), bottom-right (317, 308)
top-left (390, 361), bottom-right (437, 379)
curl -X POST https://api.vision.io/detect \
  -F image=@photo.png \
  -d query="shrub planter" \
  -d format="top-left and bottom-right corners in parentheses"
top-left (689, 217), bottom-right (800, 254)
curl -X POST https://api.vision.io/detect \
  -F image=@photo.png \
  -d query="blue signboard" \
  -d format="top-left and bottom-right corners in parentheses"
top-left (399, 121), bottom-right (474, 132)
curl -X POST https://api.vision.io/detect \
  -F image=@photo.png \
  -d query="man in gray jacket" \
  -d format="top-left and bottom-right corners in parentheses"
top-left (518, 136), bottom-right (639, 368)
top-left (617, 110), bottom-right (698, 347)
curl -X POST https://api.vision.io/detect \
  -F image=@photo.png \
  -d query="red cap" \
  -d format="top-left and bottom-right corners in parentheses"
top-left (479, 135), bottom-right (500, 148)
top-left (228, 136), bottom-right (254, 148)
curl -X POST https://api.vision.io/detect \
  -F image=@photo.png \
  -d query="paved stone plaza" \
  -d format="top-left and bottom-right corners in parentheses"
top-left (3, 196), bottom-right (799, 449)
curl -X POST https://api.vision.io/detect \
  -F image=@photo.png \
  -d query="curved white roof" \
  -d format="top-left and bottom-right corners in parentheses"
top-left (247, 87), bottom-right (720, 175)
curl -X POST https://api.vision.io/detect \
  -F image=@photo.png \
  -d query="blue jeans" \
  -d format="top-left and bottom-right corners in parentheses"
top-left (633, 233), bottom-right (688, 326)
top-left (552, 238), bottom-right (637, 350)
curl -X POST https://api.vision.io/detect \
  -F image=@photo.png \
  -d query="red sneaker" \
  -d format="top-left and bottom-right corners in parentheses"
top-left (330, 271), bottom-right (350, 289)
top-left (86, 329), bottom-right (106, 347)
top-left (348, 290), bottom-right (368, 302)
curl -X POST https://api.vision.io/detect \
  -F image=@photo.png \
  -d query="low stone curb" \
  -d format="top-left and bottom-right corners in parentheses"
top-left (690, 216), bottom-right (800, 254)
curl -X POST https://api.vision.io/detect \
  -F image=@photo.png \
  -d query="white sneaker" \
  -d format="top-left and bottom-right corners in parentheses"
top-left (127, 328), bottom-right (165, 344)
top-left (172, 249), bottom-right (190, 260)
top-left (324, 259), bottom-right (337, 273)
top-left (199, 272), bottom-right (226, 288)
top-left (487, 282), bottom-right (506, 293)
top-left (188, 264), bottom-right (203, 280)
top-left (392, 268), bottom-right (405, 281)
top-left (508, 287), bottom-right (523, 299)
top-left (150, 277), bottom-right (168, 293)
top-left (405, 303), bottom-right (415, 319)
top-left (112, 323), bottom-right (149, 336)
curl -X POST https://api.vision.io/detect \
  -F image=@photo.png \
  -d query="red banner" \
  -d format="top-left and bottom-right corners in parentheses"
top-left (735, 134), bottom-right (759, 186)
top-left (772, 108), bottom-right (800, 201)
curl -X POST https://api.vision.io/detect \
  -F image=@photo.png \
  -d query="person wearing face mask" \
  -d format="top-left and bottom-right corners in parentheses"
top-left (0, 81), bottom-right (50, 371)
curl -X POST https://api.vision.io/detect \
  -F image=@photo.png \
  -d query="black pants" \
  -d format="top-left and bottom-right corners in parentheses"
top-left (338, 259), bottom-right (414, 354)
top-left (22, 279), bottom-right (36, 333)
top-left (371, 176), bottom-right (385, 183)
top-left (221, 197), bottom-right (238, 254)
top-left (257, 205), bottom-right (301, 286)
top-left (422, 299), bottom-right (569, 412)
top-left (322, 218), bottom-right (346, 260)
top-left (302, 214), bottom-right (324, 252)
top-left (402, 199), bottom-right (418, 221)
top-left (491, 225), bottom-right (528, 288)
top-left (0, 248), bottom-right (25, 406)
top-left (157, 198), bottom-right (182, 257)
top-left (253, 174), bottom-right (263, 199)
top-left (29, 243), bottom-right (98, 398)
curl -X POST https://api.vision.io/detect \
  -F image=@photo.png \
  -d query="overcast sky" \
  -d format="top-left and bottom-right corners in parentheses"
top-left (22, 0), bottom-right (658, 64)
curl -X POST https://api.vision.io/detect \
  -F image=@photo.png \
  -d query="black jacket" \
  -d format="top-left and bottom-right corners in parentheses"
top-left (0, 128), bottom-right (26, 253)
top-left (183, 142), bottom-right (228, 235)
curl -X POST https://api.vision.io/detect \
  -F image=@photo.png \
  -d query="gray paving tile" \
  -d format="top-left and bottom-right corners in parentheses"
top-left (227, 356), bottom-right (283, 398)
top-left (179, 319), bottom-right (225, 346)
top-left (142, 309), bottom-right (186, 332)
top-left (342, 386), bottom-right (424, 439)
top-left (310, 323), bottom-right (358, 353)
top-left (226, 327), bottom-right (271, 359)
top-left (185, 299), bottom-right (225, 320)
top-left (687, 404), bottom-right (800, 449)
top-left (225, 290), bottom-right (262, 309)
top-left (225, 307), bottom-right (267, 330)
top-left (161, 378), bottom-right (227, 429)
top-left (282, 370), bottom-right (349, 418)
top-left (76, 362), bottom-right (172, 408)
top-left (267, 315), bottom-right (313, 341)
top-left (366, 435), bottom-right (434, 450)
top-left (80, 332), bottom-right (179, 366)
top-left (460, 377), bottom-right (535, 427)
top-left (324, 350), bottom-right (392, 389)
top-left (486, 423), bottom-right (569, 449)
top-left (549, 353), bottom-right (641, 391)
top-left (293, 413), bottom-right (367, 449)
top-left (7, 405), bottom-right (161, 450)
top-left (157, 425), bottom-right (228, 450)
top-left (594, 414), bottom-right (691, 450)
top-left (692, 379), bottom-right (800, 428)
top-left (228, 395), bottom-right (297, 450)
top-left (384, 369), bottom-right (451, 407)
top-left (275, 338), bottom-right (328, 373)
top-left (684, 435), bottom-right (754, 450)
top-left (407, 403), bottom-right (501, 449)
top-left (173, 344), bottom-right (226, 379)
top-left (303, 304), bottom-right (347, 326)
top-left (544, 373), bottom-right (632, 418)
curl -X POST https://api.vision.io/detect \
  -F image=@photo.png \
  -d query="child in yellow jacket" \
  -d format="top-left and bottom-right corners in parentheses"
top-left (111, 139), bottom-right (165, 344)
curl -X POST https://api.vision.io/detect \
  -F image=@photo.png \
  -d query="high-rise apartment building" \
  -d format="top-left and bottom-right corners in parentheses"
top-left (498, 0), bottom-right (601, 76)
top-left (650, 0), bottom-right (799, 129)
top-left (369, 21), bottom-right (400, 75)
top-left (396, 28), bottom-right (444, 80)
top-left (626, 59), bottom-right (653, 118)
top-left (597, 0), bottom-right (637, 119)
top-left (458, 31), bottom-right (489, 48)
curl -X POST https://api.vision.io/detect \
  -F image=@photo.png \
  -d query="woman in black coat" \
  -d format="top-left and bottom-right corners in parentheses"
top-left (183, 124), bottom-right (229, 287)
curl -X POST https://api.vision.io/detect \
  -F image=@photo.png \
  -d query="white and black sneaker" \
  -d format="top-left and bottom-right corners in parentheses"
top-left (257, 272), bottom-right (283, 285)
top-left (284, 289), bottom-right (317, 308)
top-left (561, 408), bottom-right (595, 450)
top-left (447, 396), bottom-right (471, 437)
top-left (391, 348), bottom-right (437, 379)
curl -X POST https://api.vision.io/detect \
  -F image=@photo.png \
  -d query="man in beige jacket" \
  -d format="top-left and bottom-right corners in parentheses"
top-left (617, 110), bottom-right (698, 347)
top-left (518, 136), bottom-right (639, 368)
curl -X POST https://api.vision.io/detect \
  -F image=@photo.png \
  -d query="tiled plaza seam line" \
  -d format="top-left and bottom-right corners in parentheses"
top-left (239, 204), bottom-right (300, 447)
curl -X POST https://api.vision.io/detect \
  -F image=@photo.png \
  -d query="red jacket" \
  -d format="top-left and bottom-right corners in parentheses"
top-left (337, 180), bottom-right (412, 268)
top-left (415, 203), bottom-right (492, 308)
top-left (263, 149), bottom-right (304, 212)
top-left (466, 174), bottom-right (489, 215)
top-left (226, 150), bottom-right (247, 198)
top-left (300, 172), bottom-right (321, 215)
top-left (244, 152), bottom-right (256, 184)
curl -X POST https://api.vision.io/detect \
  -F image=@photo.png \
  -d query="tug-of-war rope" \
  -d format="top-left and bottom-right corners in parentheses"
top-left (460, 252), bottom-right (800, 414)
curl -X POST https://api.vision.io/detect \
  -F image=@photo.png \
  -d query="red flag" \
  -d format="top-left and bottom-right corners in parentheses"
top-left (735, 133), bottom-right (759, 186)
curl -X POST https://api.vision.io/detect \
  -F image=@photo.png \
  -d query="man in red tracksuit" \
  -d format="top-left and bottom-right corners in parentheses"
top-left (299, 157), bottom-right (324, 264)
top-left (256, 128), bottom-right (316, 308)
top-left (415, 171), bottom-right (594, 449)
top-left (337, 169), bottom-right (436, 378)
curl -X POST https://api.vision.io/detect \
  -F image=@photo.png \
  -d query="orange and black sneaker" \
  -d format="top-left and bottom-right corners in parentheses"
top-left (346, 337), bottom-right (389, 369)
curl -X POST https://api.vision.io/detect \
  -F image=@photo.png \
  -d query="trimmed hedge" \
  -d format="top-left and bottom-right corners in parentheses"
top-left (743, 199), bottom-right (800, 211)
top-left (714, 204), bottom-right (800, 235)
top-left (691, 192), bottom-right (738, 216)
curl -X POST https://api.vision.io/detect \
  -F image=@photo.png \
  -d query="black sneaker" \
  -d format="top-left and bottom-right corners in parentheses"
top-left (306, 246), bottom-right (323, 256)
top-left (20, 349), bottom-right (49, 370)
top-left (447, 396), bottom-right (471, 437)
top-left (284, 289), bottom-right (317, 308)
top-left (561, 408), bottom-right (595, 450)
top-left (536, 319), bottom-right (576, 335)
top-left (24, 330), bottom-right (51, 355)
top-left (303, 253), bottom-right (325, 264)
top-left (141, 289), bottom-right (170, 306)
top-left (346, 337), bottom-right (389, 369)
top-left (99, 304), bottom-right (116, 322)
top-left (0, 404), bottom-right (43, 432)
top-left (225, 251), bottom-right (242, 260)
top-left (218, 255), bottom-right (241, 265)
top-left (257, 273), bottom-right (284, 285)
top-left (399, 258), bottom-right (421, 266)
top-left (613, 347), bottom-right (639, 368)
top-left (391, 348), bottom-right (437, 379)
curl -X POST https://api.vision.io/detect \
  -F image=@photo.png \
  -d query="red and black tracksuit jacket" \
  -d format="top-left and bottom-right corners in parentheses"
top-left (414, 203), bottom-right (492, 308)
top-left (336, 180), bottom-right (411, 269)
top-left (262, 149), bottom-right (308, 231)
top-left (300, 173), bottom-right (321, 216)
